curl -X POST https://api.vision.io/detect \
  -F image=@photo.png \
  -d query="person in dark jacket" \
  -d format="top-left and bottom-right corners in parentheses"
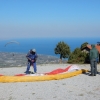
top-left (89, 44), bottom-right (99, 76)
top-left (25, 49), bottom-right (38, 74)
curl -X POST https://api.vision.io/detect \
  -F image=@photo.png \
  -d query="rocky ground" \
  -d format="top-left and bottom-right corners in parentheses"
top-left (0, 64), bottom-right (100, 100)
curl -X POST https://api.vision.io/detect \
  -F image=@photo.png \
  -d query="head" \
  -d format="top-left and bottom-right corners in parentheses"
top-left (91, 44), bottom-right (95, 49)
top-left (31, 49), bottom-right (36, 54)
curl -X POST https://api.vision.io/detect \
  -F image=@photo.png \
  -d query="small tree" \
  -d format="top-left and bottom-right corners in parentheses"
top-left (80, 42), bottom-right (88, 50)
top-left (54, 41), bottom-right (70, 61)
top-left (68, 48), bottom-right (89, 64)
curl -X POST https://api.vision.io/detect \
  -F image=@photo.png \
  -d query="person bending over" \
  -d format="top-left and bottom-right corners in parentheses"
top-left (25, 49), bottom-right (38, 74)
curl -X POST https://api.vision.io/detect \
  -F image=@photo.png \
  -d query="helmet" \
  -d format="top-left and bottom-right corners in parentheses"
top-left (32, 49), bottom-right (36, 52)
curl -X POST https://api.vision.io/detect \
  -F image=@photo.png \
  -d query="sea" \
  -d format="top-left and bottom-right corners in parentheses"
top-left (0, 37), bottom-right (100, 58)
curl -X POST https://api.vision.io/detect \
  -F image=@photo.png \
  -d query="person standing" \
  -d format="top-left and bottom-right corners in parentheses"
top-left (89, 44), bottom-right (99, 76)
top-left (25, 49), bottom-right (38, 74)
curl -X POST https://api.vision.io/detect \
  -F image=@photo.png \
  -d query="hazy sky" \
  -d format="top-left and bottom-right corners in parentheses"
top-left (0, 0), bottom-right (100, 39)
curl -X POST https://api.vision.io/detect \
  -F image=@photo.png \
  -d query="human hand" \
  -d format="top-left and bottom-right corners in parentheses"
top-left (31, 60), bottom-right (34, 62)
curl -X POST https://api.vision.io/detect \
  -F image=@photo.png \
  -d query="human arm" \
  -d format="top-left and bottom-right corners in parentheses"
top-left (26, 53), bottom-right (32, 61)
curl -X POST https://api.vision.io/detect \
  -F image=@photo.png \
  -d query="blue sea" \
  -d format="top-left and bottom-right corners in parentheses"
top-left (0, 37), bottom-right (100, 58)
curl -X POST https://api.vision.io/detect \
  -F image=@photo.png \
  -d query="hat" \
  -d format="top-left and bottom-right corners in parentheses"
top-left (32, 49), bottom-right (36, 52)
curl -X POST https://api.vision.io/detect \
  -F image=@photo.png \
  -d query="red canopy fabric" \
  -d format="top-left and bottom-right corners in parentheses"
top-left (45, 65), bottom-right (72, 75)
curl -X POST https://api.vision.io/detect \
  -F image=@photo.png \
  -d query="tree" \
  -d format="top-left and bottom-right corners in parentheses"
top-left (54, 41), bottom-right (70, 61)
top-left (80, 42), bottom-right (88, 50)
top-left (68, 47), bottom-right (89, 64)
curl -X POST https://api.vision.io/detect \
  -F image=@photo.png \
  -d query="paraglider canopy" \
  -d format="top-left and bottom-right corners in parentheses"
top-left (5, 41), bottom-right (19, 47)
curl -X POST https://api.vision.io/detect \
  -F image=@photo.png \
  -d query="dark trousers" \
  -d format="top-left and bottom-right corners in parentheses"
top-left (26, 62), bottom-right (37, 73)
top-left (90, 59), bottom-right (97, 75)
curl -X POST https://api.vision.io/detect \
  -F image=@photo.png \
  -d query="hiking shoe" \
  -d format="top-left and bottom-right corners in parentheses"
top-left (31, 72), bottom-right (34, 74)
top-left (25, 71), bottom-right (30, 74)
top-left (24, 71), bottom-right (27, 73)
top-left (89, 74), bottom-right (94, 76)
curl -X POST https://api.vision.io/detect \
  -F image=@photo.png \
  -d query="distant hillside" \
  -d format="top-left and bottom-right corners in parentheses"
top-left (0, 52), bottom-right (66, 67)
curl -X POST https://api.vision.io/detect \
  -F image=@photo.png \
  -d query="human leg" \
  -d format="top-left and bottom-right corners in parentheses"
top-left (94, 60), bottom-right (97, 76)
top-left (25, 62), bottom-right (31, 74)
top-left (33, 62), bottom-right (37, 73)
top-left (90, 60), bottom-right (94, 75)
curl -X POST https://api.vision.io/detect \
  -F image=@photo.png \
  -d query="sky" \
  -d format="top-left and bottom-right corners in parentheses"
top-left (0, 0), bottom-right (100, 39)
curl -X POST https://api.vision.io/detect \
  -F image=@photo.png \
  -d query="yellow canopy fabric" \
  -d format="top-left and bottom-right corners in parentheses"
top-left (0, 69), bottom-right (88, 83)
